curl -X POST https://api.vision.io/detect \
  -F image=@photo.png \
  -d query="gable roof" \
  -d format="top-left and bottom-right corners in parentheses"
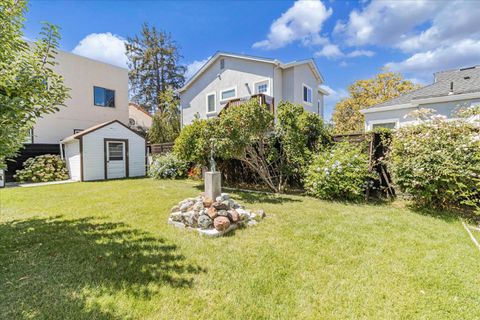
top-left (129, 103), bottom-right (153, 118)
top-left (61, 120), bottom-right (145, 143)
top-left (364, 65), bottom-right (480, 111)
top-left (178, 51), bottom-right (324, 93)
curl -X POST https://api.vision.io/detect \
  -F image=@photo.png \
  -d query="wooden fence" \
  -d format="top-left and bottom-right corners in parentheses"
top-left (149, 142), bottom-right (174, 155)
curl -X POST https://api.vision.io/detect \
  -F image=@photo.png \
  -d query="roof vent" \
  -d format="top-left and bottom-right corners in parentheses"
top-left (464, 76), bottom-right (471, 80)
top-left (449, 81), bottom-right (454, 95)
top-left (460, 66), bottom-right (476, 71)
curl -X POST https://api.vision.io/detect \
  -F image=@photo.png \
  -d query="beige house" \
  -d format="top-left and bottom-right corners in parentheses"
top-left (178, 52), bottom-right (329, 126)
top-left (129, 103), bottom-right (153, 131)
top-left (29, 49), bottom-right (129, 144)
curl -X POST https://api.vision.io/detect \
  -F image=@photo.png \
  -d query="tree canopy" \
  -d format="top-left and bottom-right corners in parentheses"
top-left (0, 0), bottom-right (69, 168)
top-left (332, 70), bottom-right (419, 134)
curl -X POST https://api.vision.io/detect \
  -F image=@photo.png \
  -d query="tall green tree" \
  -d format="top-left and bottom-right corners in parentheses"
top-left (0, 0), bottom-right (69, 169)
top-left (147, 87), bottom-right (181, 143)
top-left (332, 69), bottom-right (419, 134)
top-left (126, 23), bottom-right (185, 114)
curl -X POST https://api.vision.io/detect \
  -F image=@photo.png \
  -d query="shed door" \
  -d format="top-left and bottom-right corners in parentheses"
top-left (106, 141), bottom-right (126, 179)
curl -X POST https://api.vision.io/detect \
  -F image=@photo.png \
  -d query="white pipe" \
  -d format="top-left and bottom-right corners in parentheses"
top-left (59, 143), bottom-right (64, 160)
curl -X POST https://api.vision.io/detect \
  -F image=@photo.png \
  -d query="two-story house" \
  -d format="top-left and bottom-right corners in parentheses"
top-left (178, 52), bottom-right (328, 126)
top-left (5, 49), bottom-right (133, 181)
top-left (361, 66), bottom-right (480, 130)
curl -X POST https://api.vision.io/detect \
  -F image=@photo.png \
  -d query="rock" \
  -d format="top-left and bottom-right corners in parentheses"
top-left (207, 207), bottom-right (218, 219)
top-left (256, 209), bottom-right (266, 219)
top-left (214, 216), bottom-right (230, 231)
top-left (192, 202), bottom-right (204, 212)
top-left (171, 205), bottom-right (180, 213)
top-left (203, 198), bottom-right (214, 208)
top-left (217, 209), bottom-right (228, 217)
top-left (215, 196), bottom-right (223, 202)
top-left (186, 214), bottom-right (198, 228)
top-left (221, 193), bottom-right (230, 200)
top-left (236, 209), bottom-right (251, 220)
top-left (247, 220), bottom-right (258, 226)
top-left (179, 200), bottom-right (194, 212)
top-left (228, 210), bottom-right (240, 223)
top-left (170, 211), bottom-right (183, 222)
top-left (212, 201), bottom-right (228, 211)
top-left (198, 215), bottom-right (213, 229)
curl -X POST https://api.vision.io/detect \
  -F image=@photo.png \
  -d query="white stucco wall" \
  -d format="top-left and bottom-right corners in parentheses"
top-left (292, 64), bottom-right (323, 115)
top-left (364, 98), bottom-right (480, 130)
top-left (81, 122), bottom-right (145, 181)
top-left (33, 50), bottom-right (129, 144)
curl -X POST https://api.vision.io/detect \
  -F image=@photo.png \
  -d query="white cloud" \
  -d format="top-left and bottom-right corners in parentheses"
top-left (347, 49), bottom-right (375, 58)
top-left (315, 44), bottom-right (343, 59)
top-left (387, 39), bottom-right (480, 75)
top-left (253, 0), bottom-right (332, 50)
top-left (72, 32), bottom-right (127, 68)
top-left (321, 85), bottom-right (349, 121)
top-left (185, 56), bottom-right (211, 80)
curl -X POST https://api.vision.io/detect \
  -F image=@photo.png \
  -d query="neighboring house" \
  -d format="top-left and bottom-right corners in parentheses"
top-left (178, 52), bottom-right (329, 126)
top-left (61, 120), bottom-right (146, 181)
top-left (361, 66), bottom-right (480, 130)
top-left (129, 103), bottom-right (153, 132)
top-left (5, 49), bottom-right (132, 181)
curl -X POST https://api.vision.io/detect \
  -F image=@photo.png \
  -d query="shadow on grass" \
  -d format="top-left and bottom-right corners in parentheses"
top-left (231, 191), bottom-right (301, 205)
top-left (407, 204), bottom-right (480, 224)
top-left (0, 216), bottom-right (204, 319)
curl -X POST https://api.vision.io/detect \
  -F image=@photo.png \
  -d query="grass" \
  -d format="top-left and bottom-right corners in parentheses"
top-left (1, 178), bottom-right (479, 319)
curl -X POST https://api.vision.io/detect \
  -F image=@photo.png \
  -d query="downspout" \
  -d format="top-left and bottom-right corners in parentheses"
top-left (59, 142), bottom-right (64, 160)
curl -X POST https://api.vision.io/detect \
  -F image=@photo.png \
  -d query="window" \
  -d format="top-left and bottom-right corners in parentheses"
top-left (108, 142), bottom-right (124, 161)
top-left (255, 80), bottom-right (269, 94)
top-left (317, 100), bottom-right (322, 116)
top-left (206, 93), bottom-right (216, 113)
top-left (220, 58), bottom-right (225, 70)
top-left (94, 86), bottom-right (115, 107)
top-left (372, 122), bottom-right (396, 130)
top-left (73, 129), bottom-right (84, 134)
top-left (220, 87), bottom-right (236, 101)
top-left (303, 84), bottom-right (312, 104)
top-left (24, 128), bottom-right (33, 144)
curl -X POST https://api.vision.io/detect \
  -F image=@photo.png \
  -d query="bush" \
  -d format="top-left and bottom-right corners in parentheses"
top-left (389, 119), bottom-right (480, 211)
top-left (304, 142), bottom-right (374, 200)
top-left (148, 153), bottom-right (188, 179)
top-left (14, 154), bottom-right (69, 183)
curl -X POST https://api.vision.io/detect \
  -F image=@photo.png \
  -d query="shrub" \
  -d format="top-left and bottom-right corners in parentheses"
top-left (148, 153), bottom-right (188, 179)
top-left (389, 119), bottom-right (480, 211)
top-left (304, 142), bottom-right (374, 200)
top-left (187, 165), bottom-right (202, 180)
top-left (14, 154), bottom-right (69, 183)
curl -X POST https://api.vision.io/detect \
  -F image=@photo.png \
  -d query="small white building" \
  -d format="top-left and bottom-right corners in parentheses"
top-left (61, 120), bottom-right (146, 181)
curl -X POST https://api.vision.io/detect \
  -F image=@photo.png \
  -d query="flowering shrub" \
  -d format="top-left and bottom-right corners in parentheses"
top-left (304, 142), bottom-right (375, 200)
top-left (148, 153), bottom-right (188, 179)
top-left (389, 119), bottom-right (480, 211)
top-left (187, 165), bottom-right (202, 180)
top-left (14, 154), bottom-right (69, 183)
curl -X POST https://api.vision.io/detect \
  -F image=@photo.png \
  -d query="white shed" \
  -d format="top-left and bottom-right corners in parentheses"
top-left (61, 120), bottom-right (146, 181)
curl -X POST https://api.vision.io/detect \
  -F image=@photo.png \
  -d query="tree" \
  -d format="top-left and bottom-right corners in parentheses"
top-left (0, 0), bottom-right (69, 169)
top-left (332, 69), bottom-right (419, 134)
top-left (147, 87), bottom-right (181, 143)
top-left (126, 23), bottom-right (185, 114)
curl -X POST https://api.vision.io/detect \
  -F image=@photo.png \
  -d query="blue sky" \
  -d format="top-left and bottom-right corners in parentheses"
top-left (23, 0), bottom-right (480, 120)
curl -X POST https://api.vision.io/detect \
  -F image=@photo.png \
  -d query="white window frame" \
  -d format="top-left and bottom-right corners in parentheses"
top-left (206, 92), bottom-right (216, 115)
top-left (366, 118), bottom-right (400, 131)
top-left (253, 79), bottom-right (271, 95)
top-left (220, 86), bottom-right (237, 102)
top-left (302, 84), bottom-right (313, 105)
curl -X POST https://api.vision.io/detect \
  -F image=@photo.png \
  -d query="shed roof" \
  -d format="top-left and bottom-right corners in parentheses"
top-left (61, 120), bottom-right (144, 143)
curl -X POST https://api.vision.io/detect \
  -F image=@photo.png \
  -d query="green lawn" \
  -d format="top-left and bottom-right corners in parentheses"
top-left (1, 178), bottom-right (479, 319)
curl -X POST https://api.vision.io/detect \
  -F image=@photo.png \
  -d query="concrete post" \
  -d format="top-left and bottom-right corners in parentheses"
top-left (205, 171), bottom-right (221, 200)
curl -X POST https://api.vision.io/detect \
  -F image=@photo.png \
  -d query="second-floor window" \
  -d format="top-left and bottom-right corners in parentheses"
top-left (303, 84), bottom-right (312, 104)
top-left (94, 86), bottom-right (115, 108)
top-left (255, 80), bottom-right (269, 94)
top-left (220, 87), bottom-right (236, 101)
top-left (206, 93), bottom-right (216, 113)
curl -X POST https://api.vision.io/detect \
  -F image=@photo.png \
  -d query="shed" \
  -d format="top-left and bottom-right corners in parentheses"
top-left (61, 120), bottom-right (146, 181)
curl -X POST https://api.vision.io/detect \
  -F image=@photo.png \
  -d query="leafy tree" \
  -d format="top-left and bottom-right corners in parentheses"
top-left (0, 0), bottom-right (69, 169)
top-left (147, 87), bottom-right (181, 143)
top-left (126, 23), bottom-right (185, 114)
top-left (332, 69), bottom-right (419, 134)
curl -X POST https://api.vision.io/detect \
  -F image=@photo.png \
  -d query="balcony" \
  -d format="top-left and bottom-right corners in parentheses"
top-left (221, 93), bottom-right (274, 114)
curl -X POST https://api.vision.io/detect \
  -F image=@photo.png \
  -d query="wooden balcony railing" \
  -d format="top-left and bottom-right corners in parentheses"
top-left (221, 93), bottom-right (274, 114)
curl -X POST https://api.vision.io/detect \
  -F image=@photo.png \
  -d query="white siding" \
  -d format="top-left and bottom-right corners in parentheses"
top-left (81, 122), bottom-right (145, 181)
top-left (293, 64), bottom-right (322, 114)
top-left (64, 140), bottom-right (81, 181)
